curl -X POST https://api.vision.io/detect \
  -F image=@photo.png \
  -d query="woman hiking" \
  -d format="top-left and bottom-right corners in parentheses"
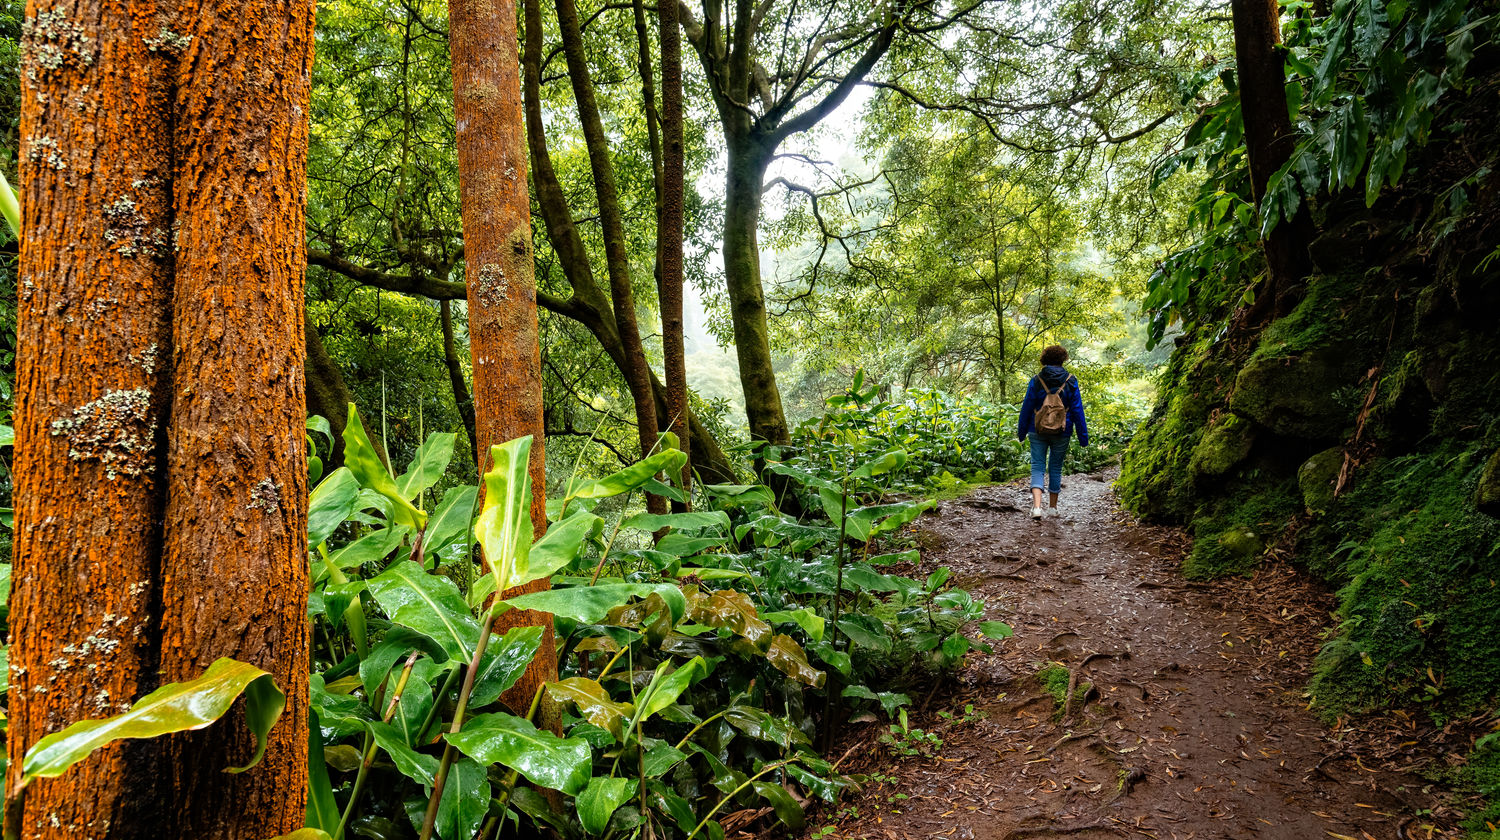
top-left (1017, 344), bottom-right (1090, 520)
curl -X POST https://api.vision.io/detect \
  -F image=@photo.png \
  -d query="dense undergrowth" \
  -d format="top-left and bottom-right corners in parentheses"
top-left (1119, 0), bottom-right (1500, 831)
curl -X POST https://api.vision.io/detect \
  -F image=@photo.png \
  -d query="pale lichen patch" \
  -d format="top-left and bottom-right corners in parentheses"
top-left (246, 478), bottom-right (281, 513)
top-left (50, 388), bottom-right (156, 479)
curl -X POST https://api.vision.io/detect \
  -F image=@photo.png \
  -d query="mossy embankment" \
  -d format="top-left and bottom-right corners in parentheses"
top-left (1118, 91), bottom-right (1500, 829)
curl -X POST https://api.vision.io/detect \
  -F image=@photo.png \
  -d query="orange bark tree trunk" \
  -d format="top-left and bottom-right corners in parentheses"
top-left (8, 0), bottom-right (316, 836)
top-left (448, 0), bottom-right (557, 716)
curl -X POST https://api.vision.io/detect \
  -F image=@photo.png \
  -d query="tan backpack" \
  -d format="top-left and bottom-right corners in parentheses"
top-left (1033, 375), bottom-right (1073, 436)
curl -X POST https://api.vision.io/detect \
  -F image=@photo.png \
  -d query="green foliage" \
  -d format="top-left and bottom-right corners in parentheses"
top-left (18, 658), bottom-right (284, 786)
top-left (879, 708), bottom-right (943, 759)
top-left (1034, 664), bottom-right (1089, 717)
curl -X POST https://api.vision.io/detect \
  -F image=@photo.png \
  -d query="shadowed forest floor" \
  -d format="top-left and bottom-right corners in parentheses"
top-left (809, 470), bottom-right (1474, 840)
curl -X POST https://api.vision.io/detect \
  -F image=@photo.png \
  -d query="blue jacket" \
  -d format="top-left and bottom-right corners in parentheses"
top-left (1016, 365), bottom-right (1089, 445)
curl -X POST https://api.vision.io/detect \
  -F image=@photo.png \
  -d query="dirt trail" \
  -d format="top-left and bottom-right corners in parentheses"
top-left (816, 470), bottom-right (1456, 840)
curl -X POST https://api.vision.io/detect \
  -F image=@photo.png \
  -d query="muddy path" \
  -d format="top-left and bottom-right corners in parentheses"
top-left (813, 470), bottom-right (1464, 840)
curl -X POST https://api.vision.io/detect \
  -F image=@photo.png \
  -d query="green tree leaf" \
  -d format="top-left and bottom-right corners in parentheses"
top-left (475, 437), bottom-right (535, 593)
top-left (504, 583), bottom-right (686, 625)
top-left (22, 658), bottom-right (285, 783)
top-left (308, 468), bottom-right (361, 547)
top-left (396, 432), bottom-right (458, 500)
top-left (343, 405), bottom-right (427, 528)
top-left (577, 776), bottom-right (638, 835)
top-left (445, 712), bottom-right (592, 795)
top-left (366, 562), bottom-right (481, 662)
top-left (469, 626), bottom-right (546, 709)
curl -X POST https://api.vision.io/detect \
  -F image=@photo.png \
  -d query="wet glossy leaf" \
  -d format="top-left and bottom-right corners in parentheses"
top-left (566, 449), bottom-right (688, 501)
top-left (577, 776), bottom-right (638, 835)
top-left (624, 511), bottom-right (732, 533)
top-left (343, 406), bottom-right (427, 528)
top-left (395, 432), bottom-right (457, 501)
top-left (978, 620), bottom-right (1014, 639)
top-left (305, 715), bottom-right (341, 834)
top-left (367, 720), bottom-right (439, 786)
top-left (446, 712), bottom-right (592, 794)
top-left (437, 756), bottom-right (490, 840)
top-left (423, 485), bottom-right (478, 557)
top-left (690, 589), bottom-right (771, 647)
top-left (766, 635), bottom-right (826, 688)
top-left (641, 741), bottom-right (688, 776)
top-left (701, 483), bottom-right (775, 508)
top-left (546, 677), bottom-right (634, 741)
top-left (760, 608), bottom-right (825, 641)
top-left (470, 625), bottom-right (546, 709)
top-left (842, 685), bottom-right (909, 717)
top-left (837, 615), bottom-right (892, 652)
top-left (475, 437), bottom-right (534, 593)
top-left (308, 468), bottom-right (361, 547)
top-left (23, 658), bottom-right (285, 782)
top-left (328, 525), bottom-right (408, 570)
top-left (851, 448), bottom-right (907, 478)
top-left (753, 780), bottom-right (806, 829)
top-left (504, 582), bottom-right (686, 625)
top-left (367, 562), bottom-right (481, 662)
top-left (640, 657), bottom-right (707, 720)
top-left (268, 831), bottom-right (333, 840)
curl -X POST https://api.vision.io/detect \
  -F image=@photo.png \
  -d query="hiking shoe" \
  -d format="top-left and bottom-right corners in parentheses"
top-left (1031, 507), bottom-right (1043, 520)
top-left (1048, 506), bottom-right (1061, 518)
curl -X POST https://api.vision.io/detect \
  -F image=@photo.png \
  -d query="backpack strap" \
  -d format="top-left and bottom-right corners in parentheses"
top-left (1038, 375), bottom-right (1063, 395)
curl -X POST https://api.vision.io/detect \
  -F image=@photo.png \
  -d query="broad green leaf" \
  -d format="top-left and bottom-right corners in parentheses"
top-left (328, 525), bottom-right (408, 570)
top-left (367, 720), bottom-right (439, 786)
top-left (837, 615), bottom-right (892, 652)
top-left (0, 425), bottom-right (13, 447)
top-left (446, 712), bottom-right (591, 795)
top-left (841, 685), bottom-right (909, 717)
top-left (0, 169), bottom-right (19, 238)
top-left (639, 657), bottom-right (706, 720)
top-left (577, 776), bottom-right (638, 835)
top-left (475, 438), bottom-right (534, 594)
top-left (978, 620), bottom-right (1014, 640)
top-left (753, 780), bottom-right (806, 829)
top-left (851, 448), bottom-right (907, 478)
top-left (566, 449), bottom-right (688, 500)
top-left (641, 741), bottom-right (688, 776)
top-left (424, 485), bottom-right (478, 556)
top-left (437, 756), bottom-right (490, 840)
top-left (519, 509), bottom-right (604, 589)
top-left (844, 564), bottom-right (900, 592)
top-left (268, 831), bottom-right (333, 840)
top-left (358, 627), bottom-right (448, 698)
top-left (343, 406), bottom-right (427, 528)
top-left (23, 658), bottom-right (285, 782)
top-left (305, 716), bottom-right (340, 834)
top-left (504, 583), bottom-right (686, 625)
top-left (701, 483), bottom-right (775, 508)
top-left (760, 608), bottom-right (824, 642)
top-left (623, 511), bottom-right (732, 533)
top-left (307, 468), bottom-right (361, 547)
top-left (689, 589), bottom-right (771, 647)
top-left (655, 533), bottom-right (728, 557)
top-left (469, 625), bottom-right (546, 709)
top-left (310, 674), bottom-right (371, 742)
top-left (766, 463), bottom-right (838, 491)
top-left (396, 432), bottom-right (458, 500)
top-left (545, 678), bottom-right (634, 741)
top-left (0, 563), bottom-right (11, 609)
top-left (766, 635), bottom-right (825, 688)
top-left (366, 563), bottom-right (481, 662)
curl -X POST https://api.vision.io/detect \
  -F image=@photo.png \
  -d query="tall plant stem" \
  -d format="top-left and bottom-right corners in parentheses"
top-left (336, 651), bottom-right (420, 840)
top-left (823, 471), bottom-right (852, 752)
top-left (418, 605), bottom-right (500, 840)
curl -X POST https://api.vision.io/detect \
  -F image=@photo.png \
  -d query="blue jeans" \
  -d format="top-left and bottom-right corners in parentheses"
top-left (1029, 433), bottom-right (1068, 494)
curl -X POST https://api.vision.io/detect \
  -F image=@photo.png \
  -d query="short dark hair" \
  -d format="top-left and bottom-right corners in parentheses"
top-left (1040, 345), bottom-right (1069, 366)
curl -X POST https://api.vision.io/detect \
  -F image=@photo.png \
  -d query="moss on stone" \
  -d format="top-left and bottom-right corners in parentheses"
top-left (1228, 346), bottom-right (1362, 439)
top-left (1188, 412), bottom-right (1257, 482)
top-left (1298, 447), bottom-right (1343, 514)
top-left (1476, 446), bottom-right (1500, 517)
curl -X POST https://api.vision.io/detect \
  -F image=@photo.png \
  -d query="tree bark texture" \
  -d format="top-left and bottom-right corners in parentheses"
top-left (10, 0), bottom-right (315, 837)
top-left (555, 0), bottom-right (665, 513)
top-left (448, 0), bottom-right (557, 716)
top-left (1231, 0), bottom-right (1314, 318)
top-left (658, 0), bottom-right (690, 504)
top-left (9, 0), bottom-right (174, 834)
top-left (723, 138), bottom-right (791, 446)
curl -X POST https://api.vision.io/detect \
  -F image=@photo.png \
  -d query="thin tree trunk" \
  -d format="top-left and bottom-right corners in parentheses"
top-left (9, 0), bottom-right (174, 832)
top-left (305, 317), bottom-right (388, 468)
top-left (555, 0), bottom-right (666, 513)
top-left (723, 136), bottom-right (791, 446)
top-left (449, 0), bottom-right (557, 717)
top-left (658, 0), bottom-right (691, 506)
top-left (1232, 0), bottom-right (1313, 319)
top-left (441, 299), bottom-right (477, 455)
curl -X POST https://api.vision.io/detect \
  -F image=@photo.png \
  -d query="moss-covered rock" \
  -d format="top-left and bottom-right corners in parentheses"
top-left (1188, 413), bottom-right (1256, 482)
top-left (1298, 447), bottom-right (1343, 514)
top-left (1216, 527), bottom-right (1265, 559)
top-left (1228, 346), bottom-right (1362, 439)
top-left (1478, 446), bottom-right (1500, 518)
